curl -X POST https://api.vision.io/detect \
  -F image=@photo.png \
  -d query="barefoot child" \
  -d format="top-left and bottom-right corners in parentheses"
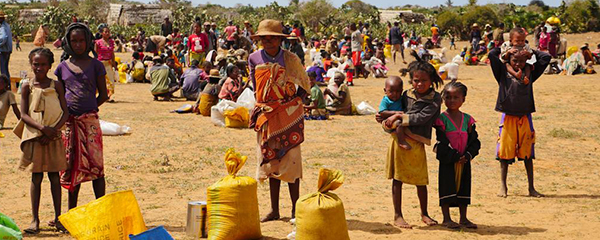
top-left (380, 53), bottom-right (442, 228)
top-left (0, 74), bottom-right (20, 129)
top-left (433, 82), bottom-right (481, 229)
top-left (55, 23), bottom-right (109, 209)
top-left (500, 28), bottom-right (533, 84)
top-left (376, 76), bottom-right (411, 150)
top-left (15, 48), bottom-right (68, 233)
top-left (489, 40), bottom-right (551, 198)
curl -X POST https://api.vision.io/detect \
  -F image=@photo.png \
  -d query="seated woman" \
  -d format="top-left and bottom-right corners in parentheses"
top-left (304, 71), bottom-right (328, 120)
top-left (147, 56), bottom-right (179, 101)
top-left (324, 72), bottom-right (353, 115)
top-left (218, 65), bottom-right (246, 102)
top-left (195, 69), bottom-right (222, 116)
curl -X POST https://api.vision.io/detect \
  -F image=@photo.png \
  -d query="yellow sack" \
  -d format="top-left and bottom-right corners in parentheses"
top-left (118, 64), bottom-right (128, 83)
top-left (224, 107), bottom-right (249, 128)
top-left (58, 190), bottom-right (147, 240)
top-left (566, 46), bottom-right (578, 58)
top-left (207, 149), bottom-right (261, 240)
top-left (295, 168), bottom-right (350, 240)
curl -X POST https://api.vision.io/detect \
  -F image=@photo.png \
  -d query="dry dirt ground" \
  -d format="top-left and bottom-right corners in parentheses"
top-left (1, 33), bottom-right (600, 239)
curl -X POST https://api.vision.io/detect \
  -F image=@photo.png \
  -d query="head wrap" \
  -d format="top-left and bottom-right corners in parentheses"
top-left (63, 22), bottom-right (94, 57)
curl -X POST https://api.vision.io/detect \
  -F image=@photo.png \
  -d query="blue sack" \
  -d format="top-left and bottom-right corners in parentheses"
top-left (129, 226), bottom-right (174, 240)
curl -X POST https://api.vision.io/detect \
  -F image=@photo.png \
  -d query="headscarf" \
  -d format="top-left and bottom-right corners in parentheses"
top-left (63, 22), bottom-right (94, 58)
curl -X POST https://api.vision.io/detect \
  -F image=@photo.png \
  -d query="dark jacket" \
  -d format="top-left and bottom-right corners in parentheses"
top-left (400, 88), bottom-right (441, 145)
top-left (434, 123), bottom-right (481, 164)
top-left (489, 47), bottom-right (551, 116)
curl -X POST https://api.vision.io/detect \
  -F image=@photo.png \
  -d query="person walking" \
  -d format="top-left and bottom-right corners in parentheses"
top-left (0, 10), bottom-right (13, 88)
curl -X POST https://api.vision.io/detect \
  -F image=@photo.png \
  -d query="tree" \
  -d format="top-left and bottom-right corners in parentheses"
top-left (445, 0), bottom-right (453, 7)
top-left (297, 0), bottom-right (336, 33)
top-left (468, 0), bottom-right (477, 6)
top-left (436, 10), bottom-right (461, 37)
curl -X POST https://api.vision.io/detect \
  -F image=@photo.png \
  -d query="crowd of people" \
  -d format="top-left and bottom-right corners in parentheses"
top-left (0, 9), bottom-right (598, 236)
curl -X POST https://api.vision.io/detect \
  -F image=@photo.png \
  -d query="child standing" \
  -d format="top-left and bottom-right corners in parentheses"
top-left (15, 48), bottom-right (68, 233)
top-left (55, 23), bottom-right (109, 209)
top-left (379, 54), bottom-right (442, 228)
top-left (0, 74), bottom-right (20, 129)
top-left (433, 82), bottom-right (481, 229)
top-left (14, 36), bottom-right (21, 51)
top-left (489, 39), bottom-right (551, 198)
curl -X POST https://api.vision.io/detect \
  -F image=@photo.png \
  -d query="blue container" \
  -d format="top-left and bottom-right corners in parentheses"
top-left (129, 226), bottom-right (174, 240)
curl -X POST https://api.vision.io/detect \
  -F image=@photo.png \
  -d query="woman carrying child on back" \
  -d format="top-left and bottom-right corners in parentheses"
top-left (15, 48), bottom-right (68, 234)
top-left (377, 51), bottom-right (442, 228)
top-left (55, 23), bottom-right (109, 210)
top-left (433, 81), bottom-right (481, 229)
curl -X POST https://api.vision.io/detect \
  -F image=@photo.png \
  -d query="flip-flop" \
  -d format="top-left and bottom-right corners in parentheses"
top-left (56, 221), bottom-right (69, 233)
top-left (23, 228), bottom-right (40, 234)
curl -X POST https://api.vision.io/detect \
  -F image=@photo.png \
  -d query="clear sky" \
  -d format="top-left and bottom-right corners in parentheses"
top-left (180, 0), bottom-right (564, 8)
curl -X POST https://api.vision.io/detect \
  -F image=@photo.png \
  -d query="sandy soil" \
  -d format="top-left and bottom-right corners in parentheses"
top-left (1, 33), bottom-right (600, 239)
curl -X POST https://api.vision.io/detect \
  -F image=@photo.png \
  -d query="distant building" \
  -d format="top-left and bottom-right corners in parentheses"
top-left (378, 10), bottom-right (427, 24)
top-left (107, 4), bottom-right (172, 26)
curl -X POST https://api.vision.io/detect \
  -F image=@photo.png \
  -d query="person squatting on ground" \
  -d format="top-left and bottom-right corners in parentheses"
top-left (488, 37), bottom-right (551, 198)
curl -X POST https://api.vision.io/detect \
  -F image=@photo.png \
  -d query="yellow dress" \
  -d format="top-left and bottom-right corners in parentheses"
top-left (386, 135), bottom-right (428, 185)
top-left (14, 80), bottom-right (67, 173)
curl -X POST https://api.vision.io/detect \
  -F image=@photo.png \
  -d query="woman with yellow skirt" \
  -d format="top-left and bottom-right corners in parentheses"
top-left (95, 24), bottom-right (116, 101)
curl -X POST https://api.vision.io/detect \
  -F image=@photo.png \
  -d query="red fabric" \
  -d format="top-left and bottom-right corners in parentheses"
top-left (352, 51), bottom-right (362, 67)
top-left (188, 33), bottom-right (209, 53)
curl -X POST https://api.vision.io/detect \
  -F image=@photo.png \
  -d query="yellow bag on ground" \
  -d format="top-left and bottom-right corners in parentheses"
top-left (118, 64), bottom-right (128, 83)
top-left (58, 190), bottom-right (147, 240)
top-left (224, 107), bottom-right (249, 128)
top-left (296, 168), bottom-right (349, 240)
top-left (207, 149), bottom-right (261, 240)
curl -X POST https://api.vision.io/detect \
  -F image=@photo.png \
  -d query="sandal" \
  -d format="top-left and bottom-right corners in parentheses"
top-left (23, 228), bottom-right (40, 234)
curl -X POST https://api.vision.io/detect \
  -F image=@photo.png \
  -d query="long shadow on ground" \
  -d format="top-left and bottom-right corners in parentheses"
top-left (347, 219), bottom-right (402, 234)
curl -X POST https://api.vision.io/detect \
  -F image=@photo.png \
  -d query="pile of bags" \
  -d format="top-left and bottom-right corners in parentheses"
top-left (207, 149), bottom-right (261, 240)
top-left (211, 89), bottom-right (255, 128)
top-left (295, 168), bottom-right (350, 240)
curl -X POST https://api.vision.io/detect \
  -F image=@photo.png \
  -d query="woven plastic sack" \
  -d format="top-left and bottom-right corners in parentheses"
top-left (224, 107), bottom-right (249, 128)
top-left (295, 168), bottom-right (349, 240)
top-left (207, 149), bottom-right (261, 240)
top-left (58, 190), bottom-right (147, 240)
top-left (356, 101), bottom-right (377, 115)
top-left (0, 213), bottom-right (22, 240)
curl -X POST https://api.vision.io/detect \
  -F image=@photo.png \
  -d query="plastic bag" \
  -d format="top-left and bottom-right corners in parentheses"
top-left (126, 73), bottom-right (133, 83)
top-left (224, 107), bottom-right (249, 128)
top-left (207, 149), bottom-right (261, 240)
top-left (295, 168), bottom-right (349, 240)
top-left (100, 120), bottom-right (131, 136)
top-left (118, 64), bottom-right (129, 84)
top-left (356, 101), bottom-right (377, 115)
top-left (211, 100), bottom-right (240, 127)
top-left (59, 190), bottom-right (147, 240)
top-left (129, 226), bottom-right (174, 240)
top-left (236, 88), bottom-right (256, 110)
top-left (0, 213), bottom-right (22, 240)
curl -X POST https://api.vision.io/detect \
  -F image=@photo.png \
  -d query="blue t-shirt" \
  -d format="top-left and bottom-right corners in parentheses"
top-left (379, 96), bottom-right (403, 113)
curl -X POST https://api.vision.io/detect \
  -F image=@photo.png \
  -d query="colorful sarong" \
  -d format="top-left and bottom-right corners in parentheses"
top-left (60, 112), bottom-right (104, 191)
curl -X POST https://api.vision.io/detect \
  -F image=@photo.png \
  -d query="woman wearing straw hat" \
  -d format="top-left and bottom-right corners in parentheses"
top-left (248, 19), bottom-right (311, 222)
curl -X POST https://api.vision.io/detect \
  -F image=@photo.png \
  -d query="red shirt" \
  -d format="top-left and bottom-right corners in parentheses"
top-left (292, 28), bottom-right (301, 38)
top-left (188, 33), bottom-right (208, 53)
top-left (170, 33), bottom-right (182, 46)
top-left (224, 26), bottom-right (237, 41)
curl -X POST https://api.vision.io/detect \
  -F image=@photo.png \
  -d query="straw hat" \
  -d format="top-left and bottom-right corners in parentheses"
top-left (209, 69), bottom-right (220, 78)
top-left (479, 40), bottom-right (485, 45)
top-left (472, 23), bottom-right (479, 28)
top-left (215, 54), bottom-right (226, 62)
top-left (287, 33), bottom-right (299, 40)
top-left (251, 19), bottom-right (288, 38)
top-left (0, 10), bottom-right (7, 18)
top-left (203, 22), bottom-right (211, 26)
